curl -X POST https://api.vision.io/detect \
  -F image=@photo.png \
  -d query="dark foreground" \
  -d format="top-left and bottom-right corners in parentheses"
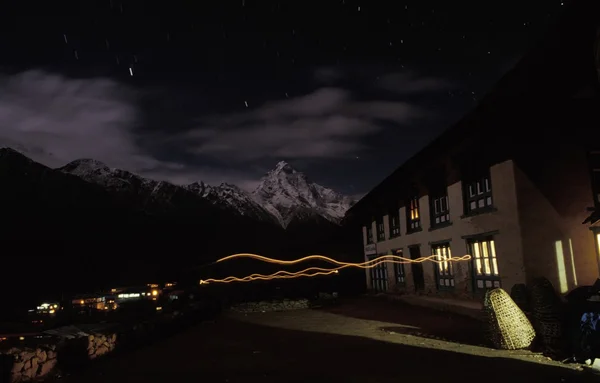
top-left (58, 297), bottom-right (598, 383)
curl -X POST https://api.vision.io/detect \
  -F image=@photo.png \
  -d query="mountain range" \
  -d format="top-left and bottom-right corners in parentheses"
top-left (58, 157), bottom-right (355, 229)
top-left (0, 147), bottom-right (359, 261)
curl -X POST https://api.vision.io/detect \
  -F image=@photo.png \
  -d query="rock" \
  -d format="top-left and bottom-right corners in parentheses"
top-left (47, 351), bottom-right (56, 360)
top-left (21, 364), bottom-right (35, 380)
top-left (88, 335), bottom-right (95, 342)
top-left (88, 347), bottom-right (95, 356)
top-left (30, 357), bottom-right (38, 373)
top-left (11, 361), bottom-right (25, 374)
top-left (36, 350), bottom-right (47, 363)
top-left (38, 358), bottom-right (57, 377)
top-left (97, 345), bottom-right (109, 356)
top-left (19, 351), bottom-right (35, 362)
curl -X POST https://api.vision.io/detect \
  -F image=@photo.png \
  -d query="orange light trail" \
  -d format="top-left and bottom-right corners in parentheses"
top-left (199, 254), bottom-right (471, 285)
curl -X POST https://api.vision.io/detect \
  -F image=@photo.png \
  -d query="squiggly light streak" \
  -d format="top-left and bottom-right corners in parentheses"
top-left (216, 253), bottom-right (469, 266)
top-left (199, 254), bottom-right (472, 285)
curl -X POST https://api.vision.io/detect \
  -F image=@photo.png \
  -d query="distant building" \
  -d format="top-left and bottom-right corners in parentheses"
top-left (346, 0), bottom-right (600, 300)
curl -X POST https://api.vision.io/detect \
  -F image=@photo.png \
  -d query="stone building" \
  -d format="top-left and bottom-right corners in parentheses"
top-left (345, 0), bottom-right (600, 301)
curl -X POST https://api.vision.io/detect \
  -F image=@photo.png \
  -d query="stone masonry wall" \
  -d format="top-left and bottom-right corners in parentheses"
top-left (1, 345), bottom-right (58, 383)
top-left (86, 333), bottom-right (117, 360)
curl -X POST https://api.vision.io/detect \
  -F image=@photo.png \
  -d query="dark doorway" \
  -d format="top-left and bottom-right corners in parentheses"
top-left (409, 246), bottom-right (425, 291)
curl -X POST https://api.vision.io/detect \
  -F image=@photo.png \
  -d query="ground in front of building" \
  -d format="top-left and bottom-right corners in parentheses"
top-left (59, 296), bottom-right (598, 383)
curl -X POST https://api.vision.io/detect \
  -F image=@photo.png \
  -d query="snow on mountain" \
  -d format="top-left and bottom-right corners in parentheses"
top-left (186, 181), bottom-right (278, 223)
top-left (252, 161), bottom-right (354, 228)
top-left (59, 159), bottom-right (169, 202)
top-left (59, 158), bottom-right (353, 228)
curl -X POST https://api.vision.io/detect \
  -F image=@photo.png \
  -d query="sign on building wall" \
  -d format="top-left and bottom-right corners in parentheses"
top-left (364, 243), bottom-right (377, 256)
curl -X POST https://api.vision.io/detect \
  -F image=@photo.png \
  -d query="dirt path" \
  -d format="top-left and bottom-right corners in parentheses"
top-left (59, 298), bottom-right (598, 383)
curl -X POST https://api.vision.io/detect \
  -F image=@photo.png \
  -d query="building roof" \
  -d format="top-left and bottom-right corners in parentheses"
top-left (583, 208), bottom-right (600, 226)
top-left (346, 0), bottom-right (600, 221)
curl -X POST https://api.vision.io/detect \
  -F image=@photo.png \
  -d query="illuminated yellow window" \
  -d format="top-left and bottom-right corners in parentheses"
top-left (468, 237), bottom-right (500, 290)
top-left (432, 243), bottom-right (454, 289)
top-left (407, 197), bottom-right (420, 231)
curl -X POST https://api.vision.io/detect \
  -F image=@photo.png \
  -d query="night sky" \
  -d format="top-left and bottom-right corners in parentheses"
top-left (0, 0), bottom-right (569, 197)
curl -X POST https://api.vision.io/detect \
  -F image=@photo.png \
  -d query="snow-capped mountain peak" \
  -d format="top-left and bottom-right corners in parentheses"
top-left (58, 157), bottom-right (352, 229)
top-left (274, 160), bottom-right (296, 174)
top-left (252, 161), bottom-right (353, 227)
top-left (185, 181), bottom-right (278, 223)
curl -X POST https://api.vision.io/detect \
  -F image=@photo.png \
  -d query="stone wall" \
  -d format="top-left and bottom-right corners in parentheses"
top-left (230, 299), bottom-right (310, 313)
top-left (1, 345), bottom-right (58, 383)
top-left (86, 333), bottom-right (117, 360)
top-left (0, 297), bottom-right (219, 383)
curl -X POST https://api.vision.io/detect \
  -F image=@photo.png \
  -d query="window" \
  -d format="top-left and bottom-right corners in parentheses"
top-left (464, 174), bottom-right (493, 215)
top-left (393, 249), bottom-right (406, 286)
top-left (369, 254), bottom-right (388, 292)
top-left (430, 192), bottom-right (450, 227)
top-left (432, 243), bottom-right (454, 289)
top-left (366, 225), bottom-right (374, 244)
top-left (376, 217), bottom-right (385, 241)
top-left (388, 209), bottom-right (400, 238)
top-left (406, 197), bottom-right (421, 232)
top-left (467, 237), bottom-right (500, 291)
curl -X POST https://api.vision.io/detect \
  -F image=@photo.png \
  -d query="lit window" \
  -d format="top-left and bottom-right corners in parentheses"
top-left (468, 237), bottom-right (500, 291)
top-left (432, 243), bottom-right (454, 289)
top-left (407, 197), bottom-right (421, 232)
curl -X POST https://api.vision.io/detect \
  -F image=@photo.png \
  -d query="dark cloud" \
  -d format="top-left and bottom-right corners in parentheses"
top-left (177, 87), bottom-right (423, 162)
top-left (0, 70), bottom-right (262, 190)
top-left (0, 69), bottom-right (452, 192)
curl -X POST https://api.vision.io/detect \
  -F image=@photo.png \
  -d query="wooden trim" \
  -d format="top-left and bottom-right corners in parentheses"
top-left (461, 230), bottom-right (499, 240)
top-left (428, 238), bottom-right (453, 246)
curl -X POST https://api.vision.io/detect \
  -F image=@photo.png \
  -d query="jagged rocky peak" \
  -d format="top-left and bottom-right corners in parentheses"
top-left (187, 181), bottom-right (212, 196)
top-left (274, 160), bottom-right (296, 174)
top-left (60, 158), bottom-right (111, 175)
top-left (252, 160), bottom-right (353, 227)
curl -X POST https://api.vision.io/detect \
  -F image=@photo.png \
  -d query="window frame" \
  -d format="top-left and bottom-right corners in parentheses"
top-left (406, 196), bottom-right (421, 233)
top-left (431, 242), bottom-right (454, 290)
top-left (430, 190), bottom-right (451, 228)
top-left (369, 254), bottom-right (389, 292)
top-left (392, 248), bottom-right (406, 287)
top-left (376, 217), bottom-right (386, 242)
top-left (467, 236), bottom-right (501, 293)
top-left (463, 172), bottom-right (494, 215)
top-left (366, 225), bottom-right (374, 244)
top-left (388, 209), bottom-right (401, 238)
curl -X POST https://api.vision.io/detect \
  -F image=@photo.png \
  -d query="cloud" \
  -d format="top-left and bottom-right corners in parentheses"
top-left (0, 69), bottom-right (449, 193)
top-left (375, 71), bottom-right (454, 94)
top-left (0, 70), bottom-right (259, 190)
top-left (180, 87), bottom-right (423, 162)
